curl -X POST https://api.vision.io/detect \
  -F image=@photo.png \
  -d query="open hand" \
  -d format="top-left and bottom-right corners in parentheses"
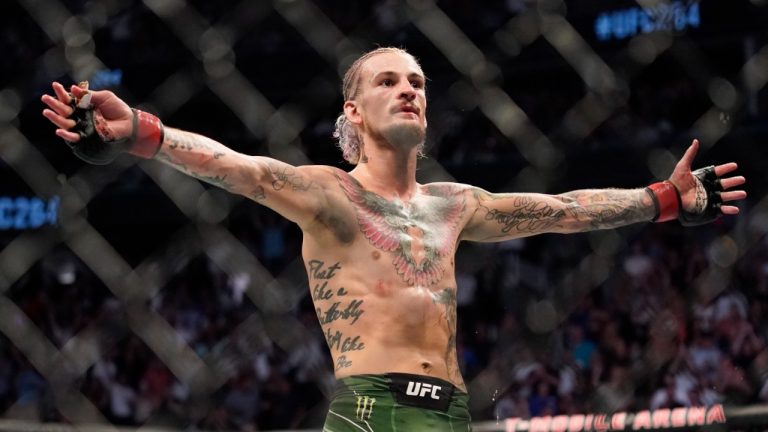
top-left (668, 139), bottom-right (747, 216)
top-left (41, 82), bottom-right (133, 143)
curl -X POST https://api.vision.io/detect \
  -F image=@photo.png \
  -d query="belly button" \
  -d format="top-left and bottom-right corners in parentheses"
top-left (421, 362), bottom-right (432, 372)
top-left (372, 251), bottom-right (381, 260)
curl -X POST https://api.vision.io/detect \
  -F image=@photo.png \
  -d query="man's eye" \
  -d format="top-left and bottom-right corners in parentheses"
top-left (381, 79), bottom-right (394, 87)
top-left (410, 81), bottom-right (423, 89)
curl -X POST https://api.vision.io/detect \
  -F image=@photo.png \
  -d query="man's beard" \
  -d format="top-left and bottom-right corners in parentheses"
top-left (380, 121), bottom-right (426, 153)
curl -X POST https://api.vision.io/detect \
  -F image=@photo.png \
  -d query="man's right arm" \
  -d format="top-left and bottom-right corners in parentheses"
top-left (156, 127), bottom-right (324, 226)
top-left (41, 82), bottom-right (325, 228)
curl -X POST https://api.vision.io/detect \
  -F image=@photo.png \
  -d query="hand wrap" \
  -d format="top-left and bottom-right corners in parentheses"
top-left (678, 166), bottom-right (723, 226)
top-left (66, 96), bottom-right (164, 165)
top-left (646, 181), bottom-right (680, 223)
top-left (645, 165), bottom-right (723, 226)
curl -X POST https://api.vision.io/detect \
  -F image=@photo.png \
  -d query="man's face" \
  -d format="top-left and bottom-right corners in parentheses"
top-left (347, 51), bottom-right (427, 151)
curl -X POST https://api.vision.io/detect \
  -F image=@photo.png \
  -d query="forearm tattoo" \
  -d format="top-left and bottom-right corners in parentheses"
top-left (251, 185), bottom-right (266, 201)
top-left (165, 131), bottom-right (220, 153)
top-left (158, 131), bottom-right (238, 190)
top-left (474, 188), bottom-right (654, 238)
top-left (478, 195), bottom-right (566, 234)
top-left (558, 189), bottom-right (655, 230)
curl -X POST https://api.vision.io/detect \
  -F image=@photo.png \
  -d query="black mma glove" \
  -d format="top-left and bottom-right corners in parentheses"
top-left (678, 166), bottom-right (723, 226)
top-left (66, 94), bottom-right (164, 165)
top-left (646, 166), bottom-right (723, 226)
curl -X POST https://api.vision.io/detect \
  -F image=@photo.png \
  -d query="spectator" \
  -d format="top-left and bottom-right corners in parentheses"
top-left (528, 381), bottom-right (558, 416)
top-left (12, 359), bottom-right (46, 419)
top-left (107, 373), bottom-right (137, 426)
top-left (687, 328), bottom-right (722, 383)
top-left (223, 372), bottom-right (260, 431)
top-left (650, 373), bottom-right (686, 409)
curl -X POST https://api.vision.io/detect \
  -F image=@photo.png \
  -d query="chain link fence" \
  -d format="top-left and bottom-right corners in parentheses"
top-left (2, 0), bottom-right (768, 430)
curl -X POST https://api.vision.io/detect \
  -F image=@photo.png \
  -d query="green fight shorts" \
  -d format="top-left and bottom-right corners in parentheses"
top-left (323, 373), bottom-right (472, 431)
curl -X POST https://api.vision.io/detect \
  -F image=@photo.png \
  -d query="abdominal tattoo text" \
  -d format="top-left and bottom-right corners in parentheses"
top-left (308, 259), bottom-right (365, 371)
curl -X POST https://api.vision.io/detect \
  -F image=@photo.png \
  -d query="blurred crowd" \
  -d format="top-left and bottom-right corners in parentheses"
top-left (2, 213), bottom-right (768, 429)
top-left (482, 228), bottom-right (768, 421)
top-left (3, 0), bottom-right (768, 430)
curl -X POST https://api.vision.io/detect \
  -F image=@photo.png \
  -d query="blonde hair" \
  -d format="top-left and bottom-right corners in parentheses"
top-left (333, 47), bottom-right (423, 164)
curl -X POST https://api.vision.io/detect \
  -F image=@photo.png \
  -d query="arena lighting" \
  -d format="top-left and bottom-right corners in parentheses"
top-left (594, 1), bottom-right (700, 42)
top-left (470, 403), bottom-right (768, 431)
top-left (2, 404), bottom-right (768, 432)
top-left (4, 0), bottom-right (767, 429)
top-left (503, 405), bottom-right (724, 432)
top-left (0, 195), bottom-right (59, 230)
top-left (88, 69), bottom-right (123, 90)
top-left (467, 405), bottom-right (768, 431)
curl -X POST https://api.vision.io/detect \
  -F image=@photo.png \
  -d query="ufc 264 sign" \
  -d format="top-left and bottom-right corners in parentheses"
top-left (406, 381), bottom-right (441, 400)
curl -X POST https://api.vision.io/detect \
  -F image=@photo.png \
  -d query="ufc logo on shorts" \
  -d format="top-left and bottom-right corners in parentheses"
top-left (405, 381), bottom-right (441, 400)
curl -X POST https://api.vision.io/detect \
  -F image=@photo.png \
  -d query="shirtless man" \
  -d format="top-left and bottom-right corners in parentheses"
top-left (42, 47), bottom-right (746, 431)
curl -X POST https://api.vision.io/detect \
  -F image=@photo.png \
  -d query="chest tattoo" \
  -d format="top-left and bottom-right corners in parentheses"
top-left (335, 172), bottom-right (465, 286)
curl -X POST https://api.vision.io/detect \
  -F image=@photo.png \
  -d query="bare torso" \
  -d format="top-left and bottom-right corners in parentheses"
top-left (302, 167), bottom-right (469, 391)
top-left (42, 62), bottom-right (739, 402)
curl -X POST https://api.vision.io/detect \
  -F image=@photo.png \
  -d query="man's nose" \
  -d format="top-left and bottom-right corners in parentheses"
top-left (399, 88), bottom-right (416, 102)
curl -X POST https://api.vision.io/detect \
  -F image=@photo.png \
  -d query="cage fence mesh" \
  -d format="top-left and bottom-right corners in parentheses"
top-left (1, 0), bottom-right (768, 430)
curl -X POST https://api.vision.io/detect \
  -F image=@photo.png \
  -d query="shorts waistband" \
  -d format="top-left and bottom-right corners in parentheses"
top-left (336, 373), bottom-right (465, 412)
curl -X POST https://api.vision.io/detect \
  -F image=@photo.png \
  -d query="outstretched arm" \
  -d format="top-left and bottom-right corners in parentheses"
top-left (41, 82), bottom-right (325, 227)
top-left (461, 140), bottom-right (746, 242)
top-left (461, 188), bottom-right (655, 242)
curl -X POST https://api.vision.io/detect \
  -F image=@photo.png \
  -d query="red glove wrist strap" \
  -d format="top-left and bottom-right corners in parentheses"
top-left (646, 181), bottom-right (680, 223)
top-left (128, 109), bottom-right (164, 159)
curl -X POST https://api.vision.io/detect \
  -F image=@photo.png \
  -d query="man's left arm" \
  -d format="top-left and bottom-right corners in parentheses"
top-left (461, 139), bottom-right (747, 242)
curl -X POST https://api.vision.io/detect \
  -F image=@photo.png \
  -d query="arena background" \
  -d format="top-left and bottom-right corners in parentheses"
top-left (2, 0), bottom-right (768, 430)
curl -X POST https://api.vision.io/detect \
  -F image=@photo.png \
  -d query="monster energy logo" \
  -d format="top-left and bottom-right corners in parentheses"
top-left (356, 395), bottom-right (376, 420)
